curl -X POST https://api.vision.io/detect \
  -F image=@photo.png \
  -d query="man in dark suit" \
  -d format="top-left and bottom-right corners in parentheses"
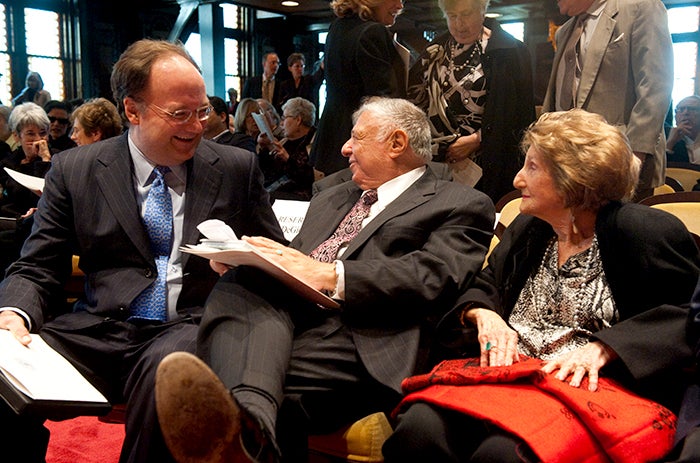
top-left (667, 96), bottom-right (700, 164)
top-left (542, 0), bottom-right (673, 201)
top-left (155, 97), bottom-right (495, 462)
top-left (242, 52), bottom-right (282, 110)
top-left (0, 39), bottom-right (284, 463)
top-left (203, 95), bottom-right (255, 152)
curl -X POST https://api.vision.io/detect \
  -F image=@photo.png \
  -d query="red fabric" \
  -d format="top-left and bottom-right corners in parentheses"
top-left (397, 358), bottom-right (676, 463)
top-left (46, 416), bottom-right (124, 463)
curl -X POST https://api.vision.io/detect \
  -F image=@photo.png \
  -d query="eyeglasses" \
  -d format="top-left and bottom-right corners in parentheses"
top-left (675, 105), bottom-right (700, 114)
top-left (49, 116), bottom-right (70, 125)
top-left (147, 102), bottom-right (212, 124)
top-left (281, 114), bottom-right (296, 120)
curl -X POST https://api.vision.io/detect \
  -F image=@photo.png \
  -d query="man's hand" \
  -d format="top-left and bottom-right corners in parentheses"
top-left (243, 236), bottom-right (337, 292)
top-left (0, 311), bottom-right (32, 346)
top-left (541, 341), bottom-right (617, 392)
top-left (464, 307), bottom-right (520, 367)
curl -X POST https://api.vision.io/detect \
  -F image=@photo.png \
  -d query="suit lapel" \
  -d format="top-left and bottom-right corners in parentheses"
top-left (94, 135), bottom-right (153, 261)
top-left (577, 1), bottom-right (618, 106)
top-left (182, 144), bottom-right (223, 267)
top-left (341, 169), bottom-right (437, 258)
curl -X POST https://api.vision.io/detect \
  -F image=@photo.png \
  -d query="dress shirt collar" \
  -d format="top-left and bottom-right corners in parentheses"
top-left (212, 129), bottom-right (230, 142)
top-left (585, 0), bottom-right (606, 17)
top-left (370, 165), bottom-right (427, 217)
top-left (128, 132), bottom-right (186, 194)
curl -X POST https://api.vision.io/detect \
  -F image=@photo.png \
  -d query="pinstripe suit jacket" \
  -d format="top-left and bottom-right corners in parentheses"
top-left (290, 167), bottom-right (494, 393)
top-left (0, 133), bottom-right (284, 330)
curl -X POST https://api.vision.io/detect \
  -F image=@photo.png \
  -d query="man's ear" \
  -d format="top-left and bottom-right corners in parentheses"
top-left (124, 97), bottom-right (141, 125)
top-left (388, 129), bottom-right (409, 159)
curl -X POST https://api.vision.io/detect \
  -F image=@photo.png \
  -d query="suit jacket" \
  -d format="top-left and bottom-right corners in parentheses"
top-left (310, 14), bottom-right (407, 175)
top-left (444, 201), bottom-right (700, 408)
top-left (543, 0), bottom-right (673, 187)
top-left (291, 167), bottom-right (494, 392)
top-left (214, 130), bottom-right (256, 153)
top-left (242, 75), bottom-right (282, 110)
top-left (0, 134), bottom-right (285, 329)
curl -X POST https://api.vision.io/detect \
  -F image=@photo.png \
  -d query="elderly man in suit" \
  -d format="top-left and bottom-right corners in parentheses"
top-left (154, 97), bottom-right (495, 462)
top-left (542, 0), bottom-right (673, 201)
top-left (0, 39), bottom-right (284, 463)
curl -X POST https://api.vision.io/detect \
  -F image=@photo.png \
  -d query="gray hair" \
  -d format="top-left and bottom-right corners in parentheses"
top-left (353, 97), bottom-right (432, 163)
top-left (9, 102), bottom-right (50, 134)
top-left (0, 105), bottom-right (10, 123)
top-left (438, 0), bottom-right (490, 15)
top-left (281, 97), bottom-right (316, 127)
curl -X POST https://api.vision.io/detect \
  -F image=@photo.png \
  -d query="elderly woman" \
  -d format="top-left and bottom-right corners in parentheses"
top-left (409, 0), bottom-right (534, 203)
top-left (382, 110), bottom-right (700, 462)
top-left (230, 98), bottom-right (262, 153)
top-left (70, 97), bottom-right (123, 146)
top-left (11, 72), bottom-right (51, 108)
top-left (258, 97), bottom-right (316, 201)
top-left (309, 0), bottom-right (406, 176)
top-left (0, 103), bottom-right (52, 217)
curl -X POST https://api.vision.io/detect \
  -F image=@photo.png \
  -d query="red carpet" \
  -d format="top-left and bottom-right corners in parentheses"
top-left (46, 416), bottom-right (124, 463)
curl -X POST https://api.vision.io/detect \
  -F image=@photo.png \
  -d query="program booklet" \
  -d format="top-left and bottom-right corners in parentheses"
top-left (0, 331), bottom-right (110, 419)
top-left (181, 220), bottom-right (339, 309)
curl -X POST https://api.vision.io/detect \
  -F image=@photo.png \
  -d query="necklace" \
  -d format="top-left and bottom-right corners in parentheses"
top-left (446, 35), bottom-right (482, 76)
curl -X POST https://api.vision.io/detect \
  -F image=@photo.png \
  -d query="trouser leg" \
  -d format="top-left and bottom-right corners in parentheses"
top-left (0, 401), bottom-right (49, 463)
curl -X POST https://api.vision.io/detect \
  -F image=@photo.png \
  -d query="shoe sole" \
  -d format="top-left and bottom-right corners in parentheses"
top-left (155, 352), bottom-right (247, 463)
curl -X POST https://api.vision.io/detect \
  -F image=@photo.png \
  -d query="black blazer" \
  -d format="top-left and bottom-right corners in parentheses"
top-left (242, 75), bottom-right (282, 110)
top-left (0, 134), bottom-right (285, 329)
top-left (310, 14), bottom-right (407, 176)
top-left (292, 167), bottom-right (494, 392)
top-left (443, 202), bottom-right (700, 408)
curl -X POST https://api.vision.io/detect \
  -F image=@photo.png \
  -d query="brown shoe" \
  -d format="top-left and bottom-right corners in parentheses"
top-left (156, 351), bottom-right (249, 463)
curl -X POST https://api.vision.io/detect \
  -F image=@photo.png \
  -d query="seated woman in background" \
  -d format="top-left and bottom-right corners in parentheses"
top-left (0, 103), bottom-right (52, 277)
top-left (11, 71), bottom-right (51, 108)
top-left (382, 109), bottom-right (700, 463)
top-left (230, 98), bottom-right (262, 153)
top-left (70, 97), bottom-right (123, 146)
top-left (257, 97), bottom-right (316, 201)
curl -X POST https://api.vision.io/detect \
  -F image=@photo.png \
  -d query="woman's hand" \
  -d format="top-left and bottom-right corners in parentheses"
top-left (463, 307), bottom-right (519, 366)
top-left (541, 341), bottom-right (617, 392)
top-left (445, 132), bottom-right (480, 164)
top-left (270, 142), bottom-right (289, 162)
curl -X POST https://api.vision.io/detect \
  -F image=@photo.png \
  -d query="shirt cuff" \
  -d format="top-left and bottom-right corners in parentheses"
top-left (328, 260), bottom-right (345, 301)
top-left (0, 307), bottom-right (32, 331)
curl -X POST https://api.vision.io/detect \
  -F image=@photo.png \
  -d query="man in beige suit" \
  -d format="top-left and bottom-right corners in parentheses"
top-left (543, 0), bottom-right (673, 200)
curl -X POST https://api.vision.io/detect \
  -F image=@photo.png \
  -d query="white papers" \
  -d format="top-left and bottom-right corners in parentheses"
top-left (183, 219), bottom-right (339, 309)
top-left (449, 158), bottom-right (483, 187)
top-left (272, 200), bottom-right (310, 241)
top-left (0, 331), bottom-right (107, 403)
top-left (252, 111), bottom-right (277, 142)
top-left (3, 168), bottom-right (44, 196)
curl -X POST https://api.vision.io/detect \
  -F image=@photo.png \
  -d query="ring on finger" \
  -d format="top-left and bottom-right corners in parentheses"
top-left (485, 341), bottom-right (496, 351)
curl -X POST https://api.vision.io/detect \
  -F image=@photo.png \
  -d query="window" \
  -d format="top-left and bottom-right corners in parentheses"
top-left (184, 3), bottom-right (245, 98)
top-left (501, 22), bottom-right (525, 42)
top-left (668, 5), bottom-right (700, 111)
top-left (0, 2), bottom-right (70, 106)
top-left (0, 3), bottom-right (9, 105)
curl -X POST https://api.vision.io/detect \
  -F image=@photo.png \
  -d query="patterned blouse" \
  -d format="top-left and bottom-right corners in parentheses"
top-left (509, 236), bottom-right (618, 360)
top-left (408, 35), bottom-right (488, 156)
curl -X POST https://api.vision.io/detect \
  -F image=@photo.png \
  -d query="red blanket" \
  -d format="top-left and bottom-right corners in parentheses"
top-left (396, 358), bottom-right (676, 463)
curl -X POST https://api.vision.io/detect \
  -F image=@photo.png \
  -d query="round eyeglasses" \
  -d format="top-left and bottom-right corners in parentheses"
top-left (147, 102), bottom-right (212, 124)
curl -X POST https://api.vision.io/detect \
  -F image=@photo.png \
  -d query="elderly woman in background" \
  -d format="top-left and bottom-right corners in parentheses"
top-left (70, 97), bottom-right (123, 146)
top-left (258, 97), bottom-right (316, 201)
top-left (382, 110), bottom-right (700, 462)
top-left (0, 103), bottom-right (52, 276)
top-left (230, 98), bottom-right (262, 153)
top-left (11, 72), bottom-right (51, 108)
top-left (409, 0), bottom-right (534, 203)
top-left (310, 0), bottom-right (407, 176)
top-left (0, 103), bottom-right (52, 217)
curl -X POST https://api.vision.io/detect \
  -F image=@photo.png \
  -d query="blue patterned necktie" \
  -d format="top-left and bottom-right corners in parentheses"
top-left (130, 166), bottom-right (172, 321)
top-left (309, 189), bottom-right (378, 263)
